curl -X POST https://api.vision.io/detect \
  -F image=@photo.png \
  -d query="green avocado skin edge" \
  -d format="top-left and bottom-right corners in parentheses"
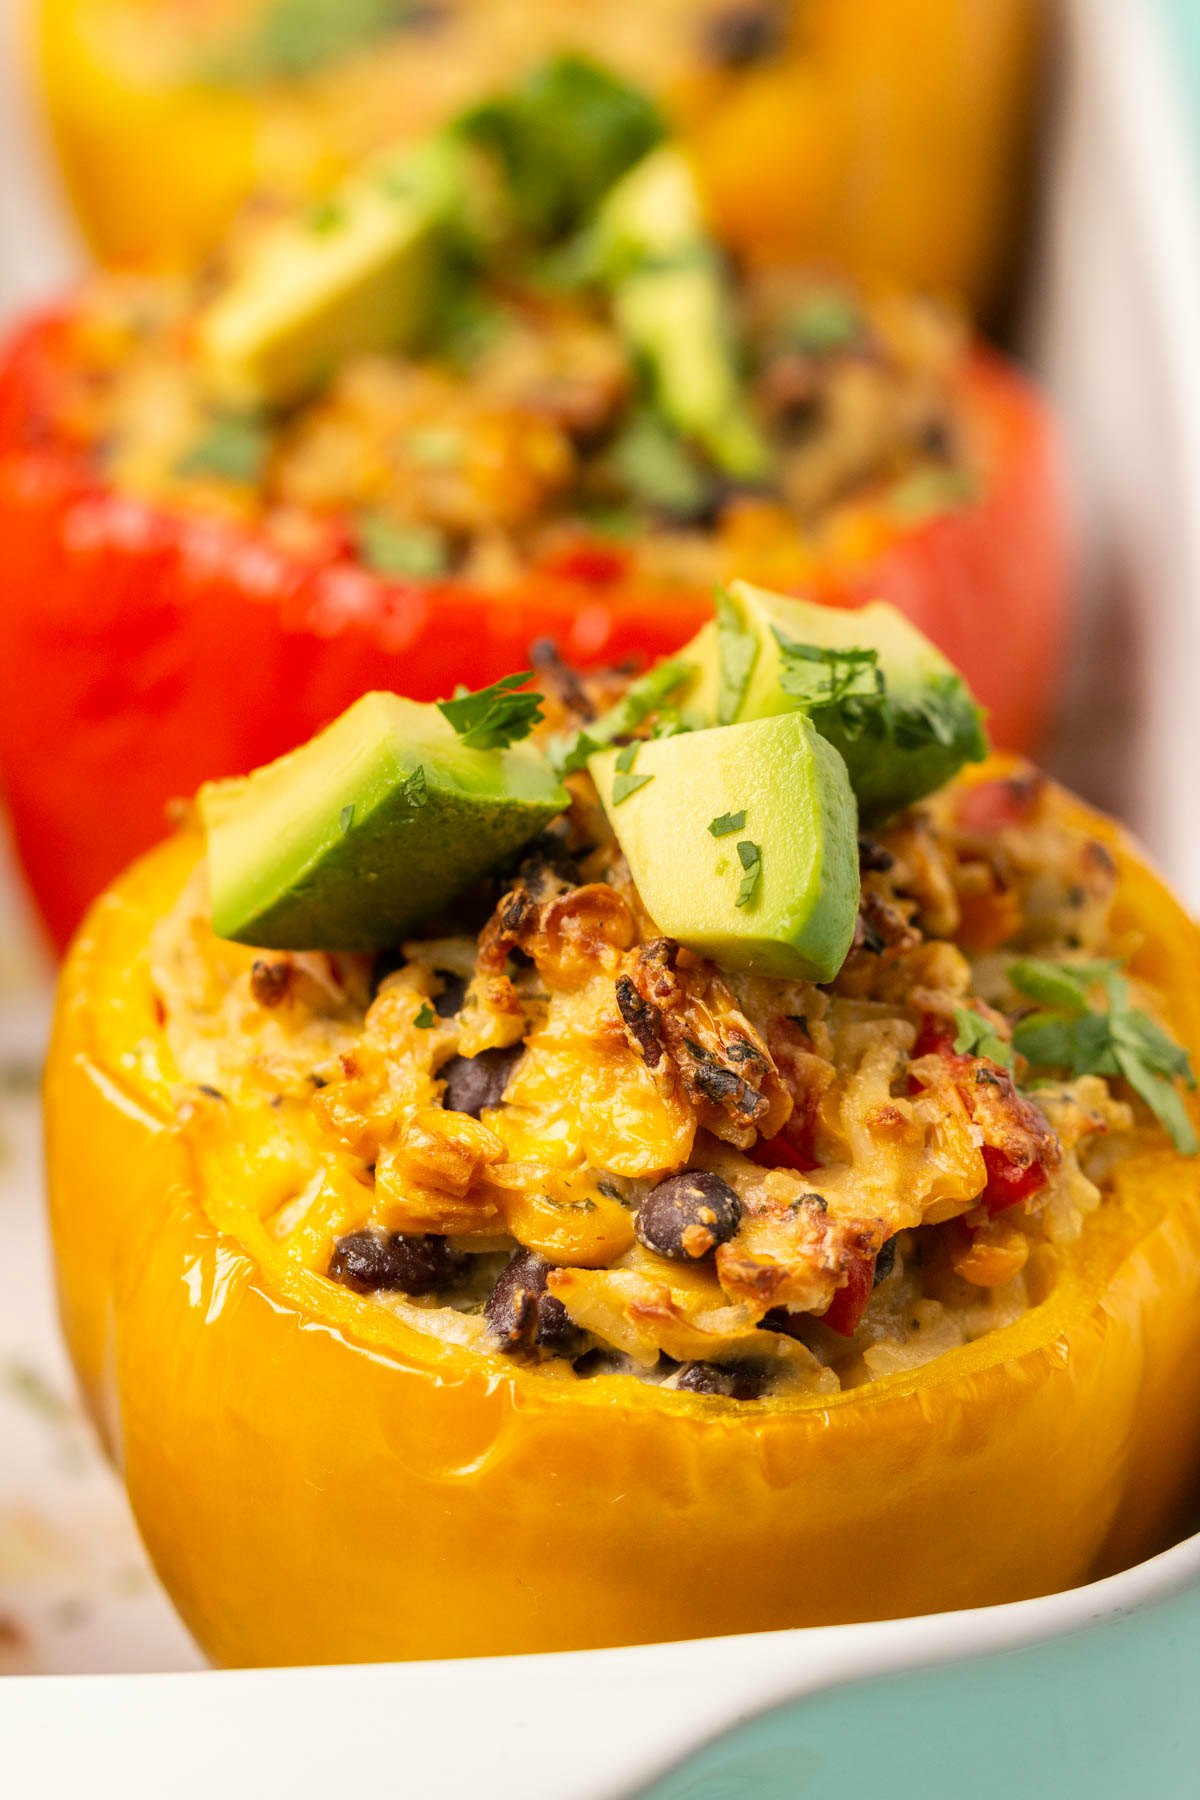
top-left (203, 691), bottom-right (567, 952)
top-left (216, 782), bottom-right (561, 952)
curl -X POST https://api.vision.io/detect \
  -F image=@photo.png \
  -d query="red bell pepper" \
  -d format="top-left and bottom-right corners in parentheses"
top-left (0, 304), bottom-right (1073, 949)
top-left (823, 1252), bottom-right (878, 1337)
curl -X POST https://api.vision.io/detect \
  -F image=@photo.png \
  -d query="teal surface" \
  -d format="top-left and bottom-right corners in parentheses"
top-left (1161, 0), bottom-right (1200, 127)
top-left (641, 1578), bottom-right (1200, 1799)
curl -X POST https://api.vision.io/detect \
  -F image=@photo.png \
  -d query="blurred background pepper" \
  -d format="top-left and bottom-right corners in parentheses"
top-left (36, 0), bottom-right (1043, 318)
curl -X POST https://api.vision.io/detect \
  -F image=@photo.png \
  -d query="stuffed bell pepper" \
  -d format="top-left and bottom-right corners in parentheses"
top-left (39, 0), bottom-right (1041, 312)
top-left (0, 58), bottom-right (1071, 949)
top-left (46, 586), bottom-right (1200, 1667)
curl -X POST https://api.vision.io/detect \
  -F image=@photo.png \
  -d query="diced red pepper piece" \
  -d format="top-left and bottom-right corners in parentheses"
top-left (980, 1144), bottom-right (1048, 1213)
top-left (955, 773), bottom-right (1045, 835)
top-left (749, 1123), bottom-right (818, 1174)
top-left (823, 1253), bottom-right (878, 1337)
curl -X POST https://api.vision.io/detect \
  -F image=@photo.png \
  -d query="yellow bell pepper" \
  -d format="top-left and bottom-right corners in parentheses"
top-left (43, 769), bottom-right (1200, 1666)
top-left (38, 0), bottom-right (1040, 311)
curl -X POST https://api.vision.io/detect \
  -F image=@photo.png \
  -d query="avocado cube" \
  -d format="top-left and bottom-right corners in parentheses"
top-left (680, 584), bottom-right (987, 822)
top-left (591, 713), bottom-right (858, 983)
top-left (202, 692), bottom-right (568, 950)
top-left (197, 137), bottom-right (473, 410)
top-left (595, 148), bottom-right (770, 482)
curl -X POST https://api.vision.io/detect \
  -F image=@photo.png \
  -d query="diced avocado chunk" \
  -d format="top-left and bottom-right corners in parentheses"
top-left (594, 148), bottom-right (770, 482)
top-left (590, 714), bottom-right (858, 983)
top-left (196, 136), bottom-right (476, 409)
top-left (202, 692), bottom-right (567, 950)
top-left (680, 583), bottom-right (987, 822)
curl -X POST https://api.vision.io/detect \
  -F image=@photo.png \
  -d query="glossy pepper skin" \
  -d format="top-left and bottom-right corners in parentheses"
top-left (37, 0), bottom-right (1040, 317)
top-left (0, 309), bottom-right (1072, 951)
top-left (44, 771), bottom-right (1200, 1667)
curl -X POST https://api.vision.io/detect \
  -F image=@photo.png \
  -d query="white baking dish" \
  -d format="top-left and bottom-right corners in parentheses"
top-left (1, 0), bottom-right (1199, 1793)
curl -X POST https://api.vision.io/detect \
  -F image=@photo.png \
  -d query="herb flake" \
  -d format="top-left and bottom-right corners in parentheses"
top-left (1010, 959), bottom-right (1198, 1153)
top-left (715, 588), bottom-right (758, 725)
top-left (951, 1006), bottom-right (1014, 1069)
top-left (357, 514), bottom-right (451, 580)
top-left (735, 839), bottom-right (762, 908)
top-left (413, 1001), bottom-right (437, 1029)
top-left (437, 673), bottom-right (544, 749)
top-left (550, 657), bottom-right (694, 775)
top-left (177, 414), bottom-right (269, 483)
top-left (709, 810), bottom-right (746, 838)
top-left (338, 804), bottom-right (355, 834)
top-left (611, 741), bottom-right (653, 805)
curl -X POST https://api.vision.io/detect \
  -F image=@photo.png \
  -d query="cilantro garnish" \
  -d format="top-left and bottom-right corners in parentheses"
top-left (458, 55), bottom-right (664, 243)
top-left (338, 804), bottom-right (355, 834)
top-left (398, 764), bottom-right (428, 809)
top-left (735, 840), bottom-right (762, 907)
top-left (715, 589), bottom-right (758, 725)
top-left (772, 631), bottom-right (983, 761)
top-left (413, 1001), bottom-right (437, 1029)
top-left (177, 415), bottom-right (269, 483)
top-left (306, 198), bottom-right (345, 234)
top-left (709, 810), bottom-right (746, 838)
top-left (438, 673), bottom-right (545, 749)
top-left (951, 1006), bottom-right (1014, 1070)
top-left (890, 467), bottom-right (977, 520)
top-left (611, 412), bottom-right (713, 521)
top-left (550, 657), bottom-right (694, 775)
top-left (202, 0), bottom-right (418, 84)
top-left (784, 290), bottom-right (863, 356)
top-left (357, 515), bottom-right (451, 580)
top-left (612, 741), bottom-right (653, 805)
top-left (773, 633), bottom-right (884, 710)
top-left (1010, 959), bottom-right (1198, 1153)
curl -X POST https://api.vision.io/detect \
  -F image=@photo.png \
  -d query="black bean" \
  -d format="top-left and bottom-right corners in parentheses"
top-left (440, 1045), bottom-right (522, 1118)
top-left (485, 1249), bottom-right (579, 1355)
top-left (433, 972), bottom-right (467, 1018)
top-left (858, 838), bottom-right (895, 873)
top-left (703, 3), bottom-right (784, 67)
top-left (328, 1230), bottom-right (462, 1296)
top-left (676, 1360), bottom-right (766, 1400)
top-left (873, 1238), bottom-right (897, 1287)
top-left (636, 1172), bottom-right (742, 1262)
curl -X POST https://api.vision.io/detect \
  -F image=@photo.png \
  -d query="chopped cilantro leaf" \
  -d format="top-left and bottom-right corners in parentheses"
top-left (398, 764), bottom-right (428, 809)
top-left (177, 415), bottom-right (269, 483)
top-left (708, 810), bottom-right (746, 838)
top-left (458, 55), bottom-right (664, 242)
top-left (338, 804), bottom-right (355, 834)
top-left (1007, 959), bottom-right (1119, 1011)
top-left (773, 633), bottom-right (884, 710)
top-left (890, 467), bottom-right (977, 520)
top-left (413, 1001), bottom-right (437, 1029)
top-left (735, 839), bottom-right (762, 907)
top-left (438, 672), bottom-right (545, 749)
top-left (306, 198), bottom-right (345, 234)
top-left (357, 514), bottom-right (451, 580)
top-left (202, 0), bottom-right (420, 84)
top-left (611, 739), bottom-right (652, 804)
top-left (715, 588), bottom-right (758, 725)
top-left (951, 1006), bottom-right (1014, 1069)
top-left (611, 412), bottom-right (714, 521)
top-left (772, 631), bottom-right (981, 761)
top-left (1010, 959), bottom-right (1198, 1153)
top-left (785, 290), bottom-right (863, 355)
top-left (550, 657), bottom-right (693, 774)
